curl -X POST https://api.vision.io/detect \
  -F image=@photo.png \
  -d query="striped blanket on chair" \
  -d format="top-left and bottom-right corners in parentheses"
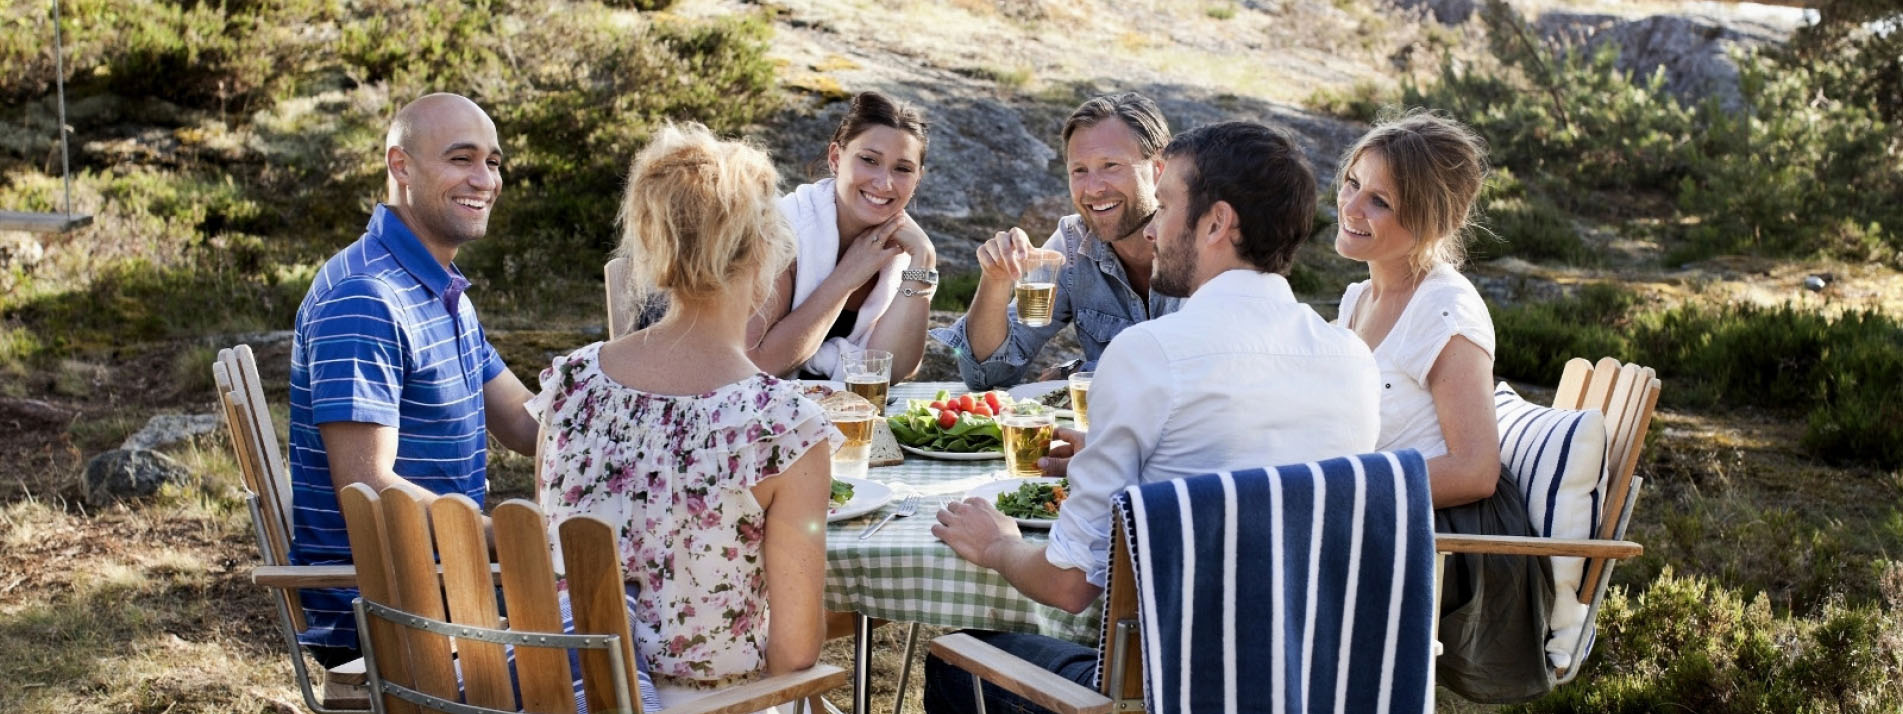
top-left (1109, 450), bottom-right (1437, 713)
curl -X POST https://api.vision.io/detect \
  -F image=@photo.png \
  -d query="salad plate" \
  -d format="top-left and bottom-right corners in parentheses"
top-left (827, 476), bottom-right (893, 523)
top-left (898, 444), bottom-right (1004, 461)
top-left (963, 477), bottom-right (1067, 529)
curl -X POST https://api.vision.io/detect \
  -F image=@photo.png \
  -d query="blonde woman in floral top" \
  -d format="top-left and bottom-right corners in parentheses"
top-left (529, 123), bottom-right (836, 709)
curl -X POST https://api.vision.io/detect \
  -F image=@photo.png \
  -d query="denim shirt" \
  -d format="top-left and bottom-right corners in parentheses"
top-left (931, 215), bottom-right (1184, 390)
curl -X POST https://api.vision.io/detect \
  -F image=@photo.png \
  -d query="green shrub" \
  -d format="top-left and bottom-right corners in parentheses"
top-left (1, 0), bottom-right (781, 361)
top-left (1470, 168), bottom-right (1591, 265)
top-left (1804, 313), bottom-right (1903, 467)
top-left (1494, 288), bottom-right (1903, 467)
top-left (932, 272), bottom-right (982, 312)
top-left (1408, 0), bottom-right (1903, 263)
top-left (1490, 283), bottom-right (1637, 384)
top-left (1304, 79), bottom-right (1394, 124)
top-left (1515, 568), bottom-right (1903, 713)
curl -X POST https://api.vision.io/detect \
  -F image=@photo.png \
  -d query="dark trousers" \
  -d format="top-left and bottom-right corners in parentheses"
top-left (1434, 465), bottom-right (1557, 703)
top-left (922, 630), bottom-right (1098, 714)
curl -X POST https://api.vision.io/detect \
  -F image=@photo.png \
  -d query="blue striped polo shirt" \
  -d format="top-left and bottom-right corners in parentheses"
top-left (287, 204), bottom-right (506, 650)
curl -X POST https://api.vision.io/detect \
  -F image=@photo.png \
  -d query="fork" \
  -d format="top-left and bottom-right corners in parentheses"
top-left (860, 494), bottom-right (921, 540)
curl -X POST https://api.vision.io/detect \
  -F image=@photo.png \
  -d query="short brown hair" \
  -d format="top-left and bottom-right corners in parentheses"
top-left (1337, 109), bottom-right (1490, 274)
top-left (616, 123), bottom-right (793, 306)
top-left (1162, 121), bottom-right (1315, 275)
top-left (1061, 92), bottom-right (1170, 159)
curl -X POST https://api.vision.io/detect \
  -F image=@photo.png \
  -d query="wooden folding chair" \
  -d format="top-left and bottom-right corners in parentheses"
top-left (931, 451), bottom-right (1441, 714)
top-left (1437, 356), bottom-right (1660, 684)
top-left (925, 517), bottom-right (1141, 714)
top-left (339, 483), bottom-right (849, 714)
top-left (605, 257), bottom-right (636, 340)
top-left (213, 344), bottom-right (371, 712)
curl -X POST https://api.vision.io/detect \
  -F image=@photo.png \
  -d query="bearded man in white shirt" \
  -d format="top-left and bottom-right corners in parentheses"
top-left (923, 121), bottom-right (1383, 714)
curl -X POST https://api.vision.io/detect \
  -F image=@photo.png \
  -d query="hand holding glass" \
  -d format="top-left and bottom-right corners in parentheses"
top-left (1014, 252), bottom-right (1063, 328)
top-left (1067, 371), bottom-right (1093, 431)
top-left (999, 403), bottom-right (1057, 477)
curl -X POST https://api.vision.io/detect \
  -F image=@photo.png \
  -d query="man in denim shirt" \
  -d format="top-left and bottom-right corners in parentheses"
top-left (931, 93), bottom-right (1185, 389)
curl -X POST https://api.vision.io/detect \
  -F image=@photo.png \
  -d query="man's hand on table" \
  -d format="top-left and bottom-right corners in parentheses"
top-left (932, 497), bottom-right (1022, 570)
top-left (1035, 426), bottom-right (1087, 477)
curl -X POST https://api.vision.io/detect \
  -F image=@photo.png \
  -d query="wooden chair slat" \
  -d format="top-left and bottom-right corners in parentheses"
top-left (1100, 518), bottom-right (1141, 701)
top-left (1600, 364), bottom-right (1643, 470)
top-left (494, 500), bottom-right (578, 714)
top-left (431, 495), bottom-right (514, 710)
top-left (381, 488), bottom-right (461, 702)
top-left (1580, 375), bottom-right (1659, 602)
top-left (561, 516), bottom-right (642, 714)
top-left (227, 393), bottom-right (297, 570)
top-left (234, 345), bottom-right (290, 488)
top-left (226, 392), bottom-right (306, 631)
top-left (224, 348), bottom-right (296, 568)
top-left (1551, 357), bottom-right (1595, 410)
top-left (928, 635), bottom-right (1111, 714)
top-left (665, 666), bottom-right (851, 714)
top-left (1578, 356), bottom-right (1621, 414)
top-left (339, 484), bottom-right (418, 714)
top-left (605, 257), bottom-right (635, 340)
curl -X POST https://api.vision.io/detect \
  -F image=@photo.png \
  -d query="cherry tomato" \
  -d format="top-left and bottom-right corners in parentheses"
top-left (937, 409), bottom-right (959, 429)
top-left (929, 400), bottom-right (946, 411)
top-left (983, 391), bottom-right (1002, 412)
top-left (958, 394), bottom-right (977, 411)
top-left (970, 404), bottom-right (993, 418)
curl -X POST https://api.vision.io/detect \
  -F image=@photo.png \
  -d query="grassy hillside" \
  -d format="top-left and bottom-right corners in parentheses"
top-left (2, 0), bottom-right (1901, 711)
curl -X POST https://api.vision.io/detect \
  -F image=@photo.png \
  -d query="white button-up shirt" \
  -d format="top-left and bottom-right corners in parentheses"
top-left (1046, 269), bottom-right (1383, 587)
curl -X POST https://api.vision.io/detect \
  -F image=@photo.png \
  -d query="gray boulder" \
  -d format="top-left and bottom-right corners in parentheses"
top-left (84, 448), bottom-right (191, 505)
top-left (1568, 13), bottom-right (1791, 111)
top-left (1395, 0), bottom-right (1477, 25)
top-left (122, 413), bottom-right (223, 451)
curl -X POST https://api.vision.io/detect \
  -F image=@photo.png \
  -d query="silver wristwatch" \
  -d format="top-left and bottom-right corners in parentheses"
top-left (901, 268), bottom-right (939, 285)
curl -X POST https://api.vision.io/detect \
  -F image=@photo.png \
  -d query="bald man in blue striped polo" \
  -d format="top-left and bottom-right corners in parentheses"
top-left (286, 93), bottom-right (540, 668)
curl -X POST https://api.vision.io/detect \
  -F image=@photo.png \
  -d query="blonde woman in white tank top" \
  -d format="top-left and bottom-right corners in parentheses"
top-left (1332, 111), bottom-right (1557, 704)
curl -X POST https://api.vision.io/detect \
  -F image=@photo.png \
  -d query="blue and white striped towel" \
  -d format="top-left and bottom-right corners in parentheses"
top-left (1108, 450), bottom-right (1437, 714)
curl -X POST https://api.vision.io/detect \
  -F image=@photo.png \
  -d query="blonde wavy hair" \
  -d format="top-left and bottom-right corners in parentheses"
top-left (1337, 109), bottom-right (1490, 275)
top-left (616, 122), bottom-right (793, 308)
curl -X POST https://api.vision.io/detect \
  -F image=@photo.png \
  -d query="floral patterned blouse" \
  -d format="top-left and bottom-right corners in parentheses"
top-left (527, 342), bottom-right (840, 687)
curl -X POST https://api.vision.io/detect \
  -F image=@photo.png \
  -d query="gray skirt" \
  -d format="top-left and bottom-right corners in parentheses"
top-left (1434, 464), bottom-right (1557, 704)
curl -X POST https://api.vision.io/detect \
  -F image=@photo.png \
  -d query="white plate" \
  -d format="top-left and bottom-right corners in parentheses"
top-left (1006, 380), bottom-right (1078, 420)
top-left (1006, 380), bottom-right (1068, 403)
top-left (795, 380), bottom-right (845, 399)
top-left (898, 443), bottom-right (1004, 461)
top-left (964, 477), bottom-right (1065, 529)
top-left (828, 476), bottom-right (893, 523)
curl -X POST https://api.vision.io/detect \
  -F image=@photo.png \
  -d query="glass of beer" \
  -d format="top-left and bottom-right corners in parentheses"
top-left (1067, 371), bottom-right (1093, 431)
top-left (999, 403), bottom-right (1056, 477)
top-left (842, 349), bottom-right (892, 411)
top-left (1014, 253), bottom-right (1062, 328)
top-left (825, 397), bottom-right (877, 480)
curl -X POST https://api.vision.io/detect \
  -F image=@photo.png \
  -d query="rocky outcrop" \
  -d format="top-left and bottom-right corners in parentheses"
top-left (1395, 0), bottom-right (1477, 25)
top-left (764, 87), bottom-right (1363, 273)
top-left (1539, 10), bottom-right (1797, 112)
top-left (83, 448), bottom-right (190, 505)
top-left (121, 413), bottom-right (223, 451)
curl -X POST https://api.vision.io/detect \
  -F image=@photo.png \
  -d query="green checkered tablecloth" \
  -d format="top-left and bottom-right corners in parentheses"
top-left (823, 382), bottom-right (1101, 644)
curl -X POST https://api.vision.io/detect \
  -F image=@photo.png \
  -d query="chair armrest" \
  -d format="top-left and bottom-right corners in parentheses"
top-left (254, 565), bottom-right (359, 588)
top-left (252, 563), bottom-right (505, 589)
top-left (666, 664), bottom-right (850, 714)
top-left (1436, 533), bottom-right (1642, 559)
top-left (927, 633), bottom-right (1112, 714)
